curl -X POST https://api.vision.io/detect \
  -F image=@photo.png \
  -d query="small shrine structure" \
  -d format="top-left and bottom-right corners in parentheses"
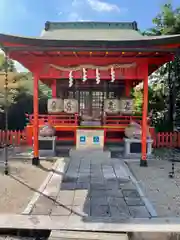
top-left (0, 21), bottom-right (180, 166)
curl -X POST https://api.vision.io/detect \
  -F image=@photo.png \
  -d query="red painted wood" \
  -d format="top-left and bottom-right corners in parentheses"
top-left (0, 130), bottom-right (26, 146)
top-left (51, 79), bottom-right (57, 98)
top-left (33, 72), bottom-right (39, 158)
top-left (141, 63), bottom-right (148, 161)
top-left (9, 52), bottom-right (172, 77)
top-left (2, 129), bottom-right (180, 149)
top-left (28, 114), bottom-right (78, 126)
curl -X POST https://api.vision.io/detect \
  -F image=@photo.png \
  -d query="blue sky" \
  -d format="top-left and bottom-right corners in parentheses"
top-left (0, 0), bottom-right (179, 71)
top-left (0, 0), bottom-right (179, 36)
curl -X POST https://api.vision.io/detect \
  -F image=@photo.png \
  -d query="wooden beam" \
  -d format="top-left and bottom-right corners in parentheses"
top-left (32, 71), bottom-right (39, 165)
top-left (140, 62), bottom-right (148, 167)
top-left (5, 45), bottom-right (180, 53)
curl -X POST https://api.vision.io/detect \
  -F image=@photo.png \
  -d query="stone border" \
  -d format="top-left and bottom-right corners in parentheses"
top-left (123, 161), bottom-right (157, 217)
top-left (0, 215), bottom-right (180, 232)
top-left (22, 157), bottom-right (64, 215)
top-left (50, 230), bottom-right (128, 240)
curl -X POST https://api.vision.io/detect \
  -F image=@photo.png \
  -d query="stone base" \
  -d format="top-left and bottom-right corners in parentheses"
top-left (140, 158), bottom-right (148, 167)
top-left (124, 138), bottom-right (153, 157)
top-left (32, 157), bottom-right (40, 166)
top-left (38, 136), bottom-right (56, 157)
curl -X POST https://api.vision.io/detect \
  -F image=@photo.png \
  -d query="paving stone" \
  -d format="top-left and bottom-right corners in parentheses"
top-left (113, 164), bottom-right (130, 180)
top-left (106, 189), bottom-right (123, 198)
top-left (122, 189), bottom-right (140, 198)
top-left (74, 189), bottom-right (88, 198)
top-left (89, 189), bottom-right (107, 197)
top-left (120, 182), bottom-right (136, 190)
top-left (71, 204), bottom-right (90, 216)
top-left (73, 196), bottom-right (86, 205)
top-left (102, 166), bottom-right (116, 179)
top-left (31, 196), bottom-right (54, 215)
top-left (129, 206), bottom-right (150, 218)
top-left (90, 176), bottom-right (104, 183)
top-left (56, 190), bottom-right (75, 205)
top-left (91, 196), bottom-right (108, 205)
top-left (90, 183), bottom-right (106, 190)
top-left (77, 177), bottom-right (90, 184)
top-left (60, 182), bottom-right (76, 190)
top-left (107, 197), bottom-right (127, 209)
top-left (62, 176), bottom-right (77, 183)
top-left (90, 171), bottom-right (103, 177)
top-left (76, 182), bottom-right (90, 189)
top-left (91, 204), bottom-right (110, 217)
top-left (124, 197), bottom-right (145, 206)
top-left (109, 204), bottom-right (130, 218)
top-left (105, 180), bottom-right (120, 190)
top-left (51, 204), bottom-right (72, 216)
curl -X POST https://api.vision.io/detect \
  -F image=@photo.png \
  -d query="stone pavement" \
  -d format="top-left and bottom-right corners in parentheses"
top-left (29, 149), bottom-right (151, 220)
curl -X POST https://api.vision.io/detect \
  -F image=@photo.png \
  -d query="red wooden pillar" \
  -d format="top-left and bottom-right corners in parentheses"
top-left (140, 63), bottom-right (148, 167)
top-left (52, 79), bottom-right (57, 98)
top-left (125, 81), bottom-right (130, 97)
top-left (32, 72), bottom-right (39, 165)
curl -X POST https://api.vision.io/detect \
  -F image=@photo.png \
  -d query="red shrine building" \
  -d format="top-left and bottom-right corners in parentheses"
top-left (0, 21), bottom-right (180, 166)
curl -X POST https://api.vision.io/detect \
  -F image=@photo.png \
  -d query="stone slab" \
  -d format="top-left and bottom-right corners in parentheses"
top-left (50, 230), bottom-right (129, 240)
top-left (125, 197), bottom-right (145, 206)
top-left (129, 206), bottom-right (150, 218)
top-left (51, 205), bottom-right (72, 216)
top-left (122, 189), bottom-right (141, 198)
top-left (1, 214), bottom-right (180, 232)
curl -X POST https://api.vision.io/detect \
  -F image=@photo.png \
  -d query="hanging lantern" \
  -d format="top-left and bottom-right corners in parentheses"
top-left (69, 71), bottom-right (73, 87)
top-left (96, 68), bottom-right (100, 84)
top-left (110, 67), bottom-right (115, 82)
top-left (82, 68), bottom-right (87, 82)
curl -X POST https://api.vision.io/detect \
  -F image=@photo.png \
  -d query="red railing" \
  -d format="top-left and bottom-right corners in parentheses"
top-left (104, 115), bottom-right (142, 126)
top-left (0, 130), bottom-right (26, 146)
top-left (1, 129), bottom-right (180, 149)
top-left (153, 131), bottom-right (180, 148)
top-left (27, 113), bottom-right (78, 126)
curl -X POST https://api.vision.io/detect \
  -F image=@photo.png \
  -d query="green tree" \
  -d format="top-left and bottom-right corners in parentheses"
top-left (144, 3), bottom-right (180, 131)
top-left (0, 54), bottom-right (50, 130)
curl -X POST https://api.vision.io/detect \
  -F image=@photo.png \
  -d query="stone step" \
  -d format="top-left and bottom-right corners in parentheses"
top-left (49, 230), bottom-right (129, 240)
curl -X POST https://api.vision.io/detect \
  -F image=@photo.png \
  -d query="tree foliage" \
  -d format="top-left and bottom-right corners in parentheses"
top-left (134, 3), bottom-right (180, 132)
top-left (0, 54), bottom-right (49, 130)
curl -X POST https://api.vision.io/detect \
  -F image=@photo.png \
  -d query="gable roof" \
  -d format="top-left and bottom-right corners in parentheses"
top-left (40, 21), bottom-right (144, 41)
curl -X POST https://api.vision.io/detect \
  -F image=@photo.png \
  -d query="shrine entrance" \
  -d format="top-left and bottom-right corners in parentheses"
top-left (62, 79), bottom-right (125, 125)
top-left (79, 90), bottom-right (106, 118)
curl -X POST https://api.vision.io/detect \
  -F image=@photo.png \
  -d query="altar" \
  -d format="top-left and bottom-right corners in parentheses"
top-left (76, 129), bottom-right (104, 150)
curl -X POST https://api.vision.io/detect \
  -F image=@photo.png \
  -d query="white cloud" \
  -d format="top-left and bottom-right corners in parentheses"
top-left (67, 12), bottom-right (82, 21)
top-left (87, 0), bottom-right (120, 12)
top-left (58, 0), bottom-right (126, 22)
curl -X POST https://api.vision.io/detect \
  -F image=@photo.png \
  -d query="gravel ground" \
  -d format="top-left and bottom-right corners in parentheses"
top-left (0, 160), bottom-right (53, 214)
top-left (128, 148), bottom-right (180, 217)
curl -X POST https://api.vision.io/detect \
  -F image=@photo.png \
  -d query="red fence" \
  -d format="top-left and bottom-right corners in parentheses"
top-left (0, 129), bottom-right (180, 148)
top-left (0, 130), bottom-right (26, 146)
top-left (153, 131), bottom-right (180, 148)
top-left (27, 114), bottom-right (78, 126)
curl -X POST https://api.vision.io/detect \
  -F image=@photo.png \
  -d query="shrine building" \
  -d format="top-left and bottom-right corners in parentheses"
top-left (0, 21), bottom-right (180, 166)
